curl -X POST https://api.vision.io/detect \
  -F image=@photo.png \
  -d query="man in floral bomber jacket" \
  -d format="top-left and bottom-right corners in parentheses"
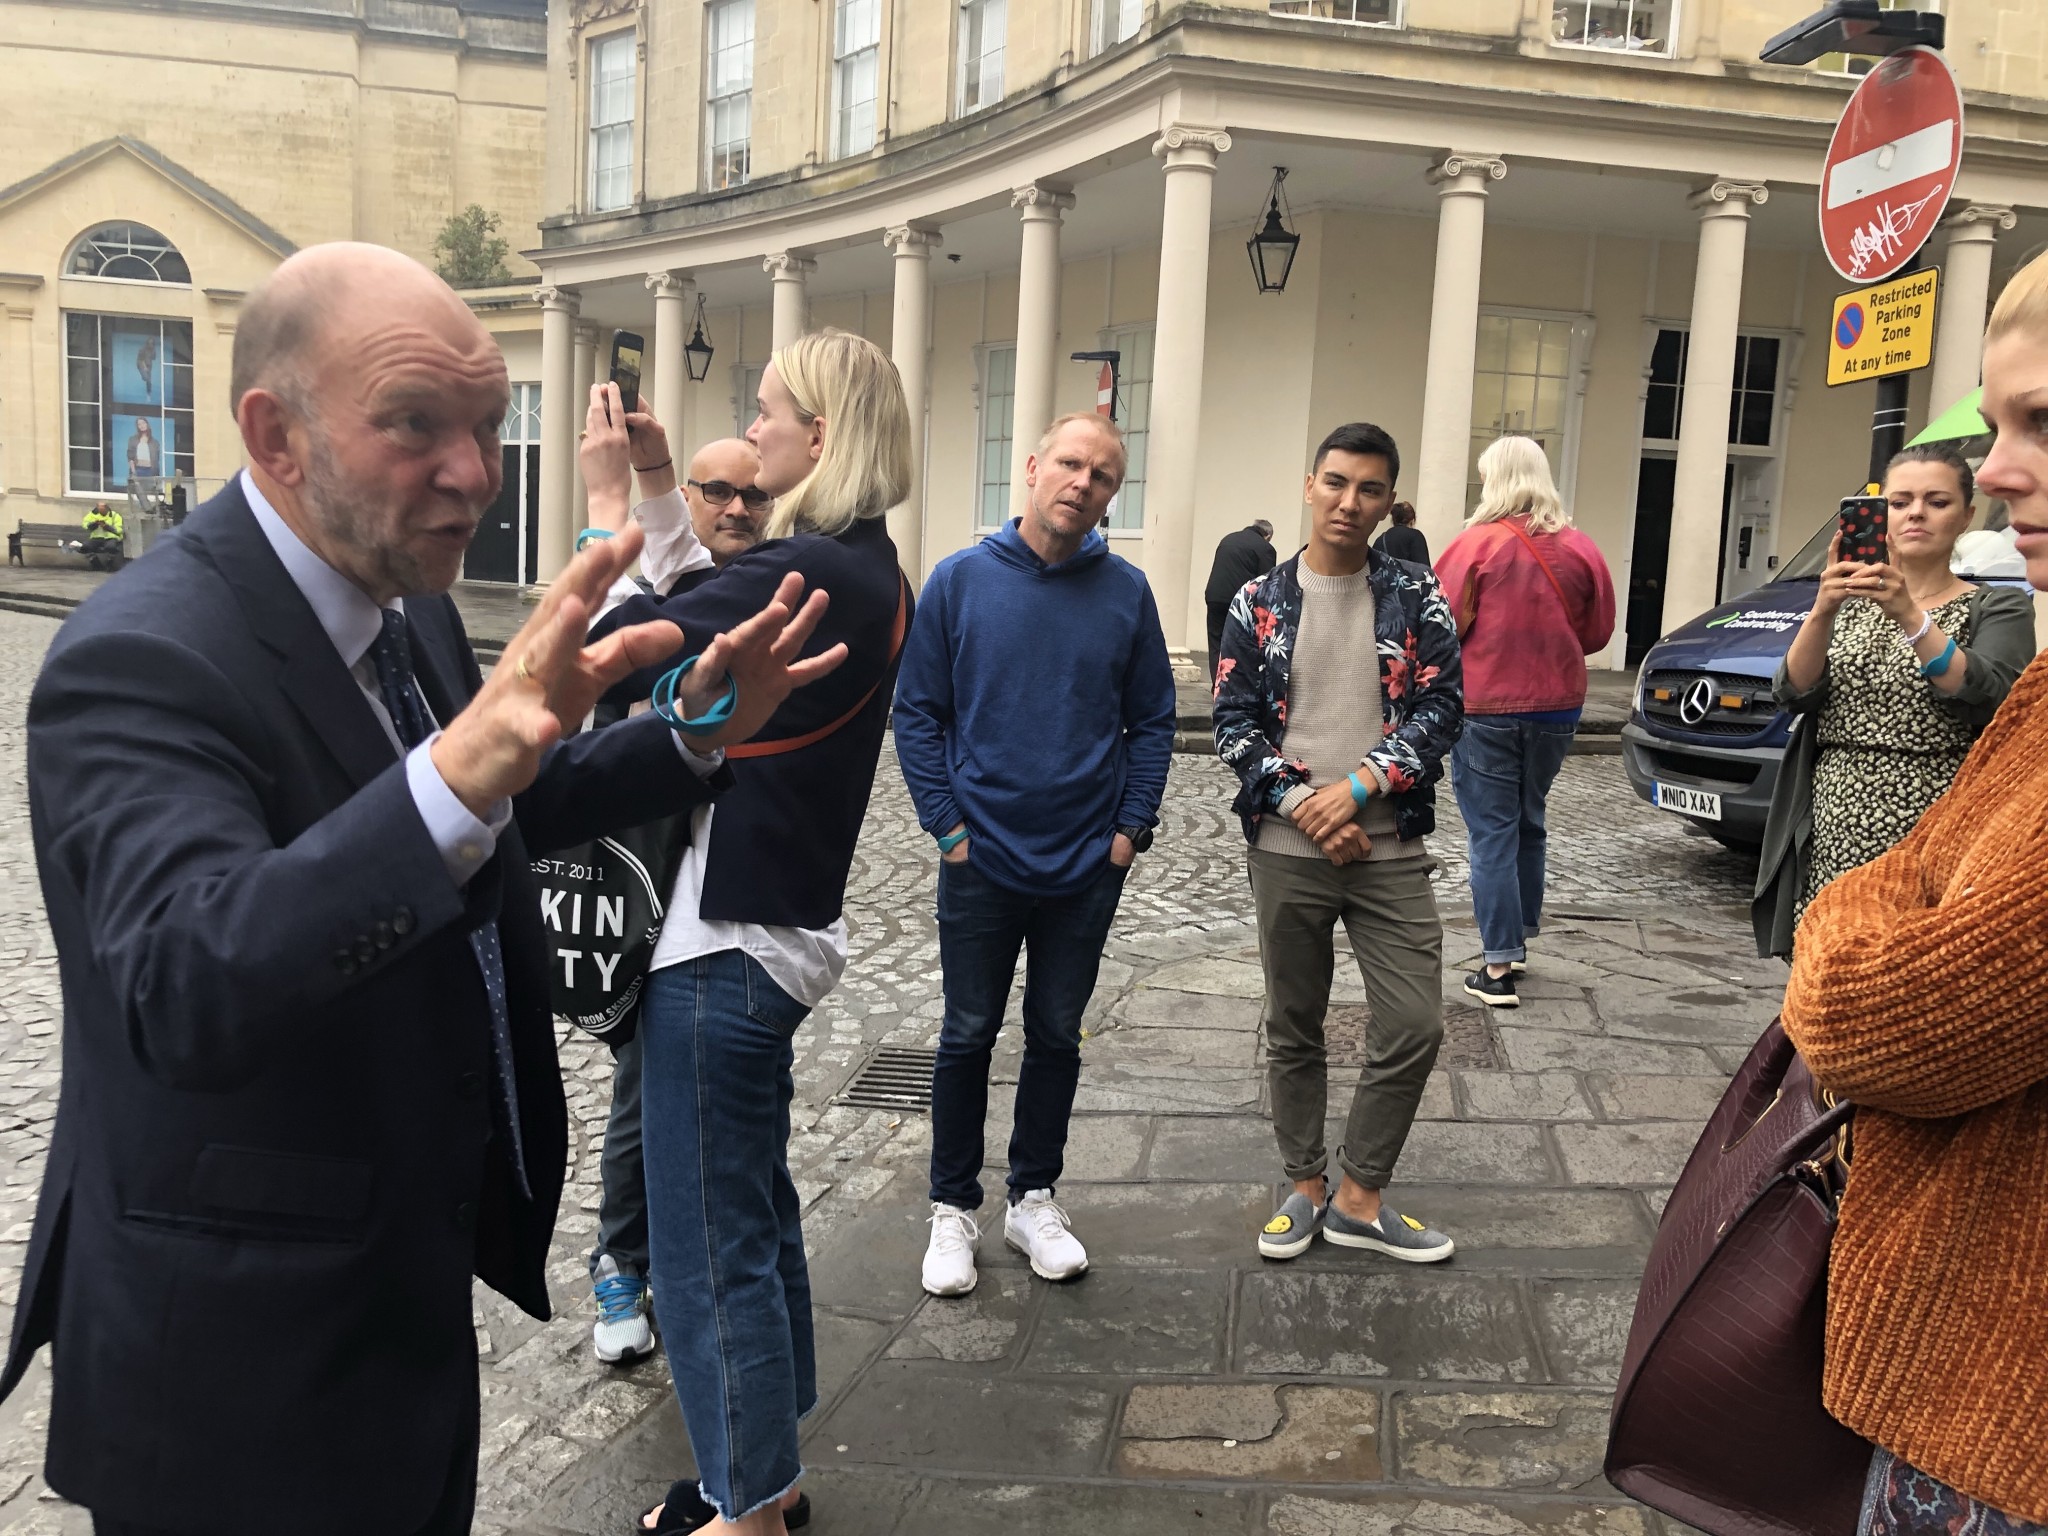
top-left (1212, 421), bottom-right (1465, 1266)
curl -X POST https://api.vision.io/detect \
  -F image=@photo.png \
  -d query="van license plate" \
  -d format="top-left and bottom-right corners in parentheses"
top-left (1653, 783), bottom-right (1722, 820)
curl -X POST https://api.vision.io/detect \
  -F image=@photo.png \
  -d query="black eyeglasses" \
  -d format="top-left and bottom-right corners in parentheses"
top-left (688, 479), bottom-right (773, 510)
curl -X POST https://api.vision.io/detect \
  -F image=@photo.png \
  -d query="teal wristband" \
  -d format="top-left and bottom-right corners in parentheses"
top-left (937, 828), bottom-right (969, 854)
top-left (1348, 772), bottom-right (1371, 807)
top-left (575, 527), bottom-right (614, 552)
top-left (1920, 636), bottom-right (1958, 678)
top-left (651, 657), bottom-right (738, 737)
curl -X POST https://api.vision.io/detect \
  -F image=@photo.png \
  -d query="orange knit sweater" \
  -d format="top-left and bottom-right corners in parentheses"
top-left (1783, 650), bottom-right (2048, 1522)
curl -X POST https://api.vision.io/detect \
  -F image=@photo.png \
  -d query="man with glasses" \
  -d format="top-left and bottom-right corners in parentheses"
top-left (587, 433), bottom-right (771, 1364)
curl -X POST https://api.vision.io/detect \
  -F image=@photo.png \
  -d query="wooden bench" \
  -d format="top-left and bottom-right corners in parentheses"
top-left (9, 521), bottom-right (88, 566)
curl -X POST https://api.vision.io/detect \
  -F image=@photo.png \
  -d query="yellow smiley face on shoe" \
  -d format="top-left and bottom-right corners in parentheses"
top-left (1263, 1213), bottom-right (1295, 1235)
top-left (1399, 1214), bottom-right (1425, 1231)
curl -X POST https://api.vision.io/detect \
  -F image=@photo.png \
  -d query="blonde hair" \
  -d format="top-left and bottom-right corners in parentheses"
top-left (1034, 411), bottom-right (1127, 480)
top-left (762, 328), bottom-right (913, 540)
top-left (1987, 248), bottom-right (2048, 344)
top-left (1469, 435), bottom-right (1569, 536)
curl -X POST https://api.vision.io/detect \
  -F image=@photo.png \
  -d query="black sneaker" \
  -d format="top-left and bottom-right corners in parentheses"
top-left (1462, 968), bottom-right (1519, 1008)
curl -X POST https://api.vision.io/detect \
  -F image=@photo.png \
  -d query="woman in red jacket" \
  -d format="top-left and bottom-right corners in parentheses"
top-left (1435, 435), bottom-right (1616, 1008)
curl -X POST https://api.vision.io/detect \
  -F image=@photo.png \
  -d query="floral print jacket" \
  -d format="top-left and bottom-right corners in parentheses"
top-left (1212, 548), bottom-right (1464, 846)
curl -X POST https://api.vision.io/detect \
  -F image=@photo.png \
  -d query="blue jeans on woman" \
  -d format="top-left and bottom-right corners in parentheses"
top-left (928, 858), bottom-right (1128, 1211)
top-left (1451, 713), bottom-right (1578, 965)
top-left (641, 951), bottom-right (815, 1522)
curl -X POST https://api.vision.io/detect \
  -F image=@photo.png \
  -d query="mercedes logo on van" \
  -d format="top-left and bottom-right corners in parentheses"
top-left (1679, 678), bottom-right (1716, 726)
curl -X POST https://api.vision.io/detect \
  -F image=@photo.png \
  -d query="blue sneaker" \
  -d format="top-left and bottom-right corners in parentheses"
top-left (592, 1254), bottom-right (655, 1364)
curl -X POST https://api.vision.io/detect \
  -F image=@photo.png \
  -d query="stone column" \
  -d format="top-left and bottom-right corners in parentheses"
top-left (1142, 126), bottom-right (1232, 648)
top-left (885, 225), bottom-right (942, 578)
top-left (1009, 182), bottom-right (1076, 516)
top-left (764, 253), bottom-right (816, 354)
top-left (2, 300), bottom-right (40, 496)
top-left (1660, 180), bottom-right (1768, 636)
top-left (1929, 204), bottom-right (2016, 419)
top-left (647, 270), bottom-right (693, 449)
top-left (534, 285), bottom-right (580, 588)
top-left (572, 323), bottom-right (601, 522)
top-left (1414, 152), bottom-right (1507, 554)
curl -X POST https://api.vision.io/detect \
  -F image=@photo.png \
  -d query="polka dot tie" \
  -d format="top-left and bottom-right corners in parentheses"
top-left (371, 609), bottom-right (532, 1201)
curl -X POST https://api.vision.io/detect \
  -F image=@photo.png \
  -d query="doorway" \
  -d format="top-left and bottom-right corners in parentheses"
top-left (465, 384), bottom-right (543, 584)
top-left (1624, 456), bottom-right (1733, 665)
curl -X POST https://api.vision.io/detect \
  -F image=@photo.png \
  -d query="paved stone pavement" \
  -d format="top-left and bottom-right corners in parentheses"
top-left (0, 605), bottom-right (1771, 1534)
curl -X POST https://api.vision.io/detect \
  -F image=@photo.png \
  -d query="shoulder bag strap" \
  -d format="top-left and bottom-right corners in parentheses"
top-left (1497, 518), bottom-right (1573, 617)
top-left (726, 574), bottom-right (910, 760)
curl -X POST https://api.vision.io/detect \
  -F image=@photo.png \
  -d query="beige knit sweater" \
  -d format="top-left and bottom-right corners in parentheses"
top-left (1782, 649), bottom-right (2048, 1522)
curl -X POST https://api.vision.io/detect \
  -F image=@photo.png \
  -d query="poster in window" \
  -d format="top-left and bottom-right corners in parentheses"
top-left (108, 414), bottom-right (167, 488)
top-left (110, 327), bottom-right (164, 408)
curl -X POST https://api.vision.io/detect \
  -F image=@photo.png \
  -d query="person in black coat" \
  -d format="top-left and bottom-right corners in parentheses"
top-left (1203, 519), bottom-right (1276, 684)
top-left (1, 244), bottom-right (840, 1536)
top-left (1373, 500), bottom-right (1430, 565)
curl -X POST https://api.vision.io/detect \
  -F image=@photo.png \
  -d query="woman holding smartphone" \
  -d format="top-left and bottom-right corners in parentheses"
top-left (1766, 443), bottom-right (2034, 933)
top-left (580, 328), bottom-right (912, 1536)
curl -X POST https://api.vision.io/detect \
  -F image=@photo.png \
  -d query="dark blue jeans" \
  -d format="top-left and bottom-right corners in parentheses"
top-left (1450, 714), bottom-right (1577, 965)
top-left (928, 858), bottom-right (1128, 1212)
top-left (641, 952), bottom-right (815, 1523)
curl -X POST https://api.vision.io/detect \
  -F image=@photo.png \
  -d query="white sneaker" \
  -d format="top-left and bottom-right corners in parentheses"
top-left (1003, 1189), bottom-right (1089, 1281)
top-left (922, 1203), bottom-right (982, 1296)
top-left (590, 1254), bottom-right (655, 1364)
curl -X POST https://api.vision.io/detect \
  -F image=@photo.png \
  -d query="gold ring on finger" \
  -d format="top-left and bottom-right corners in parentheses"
top-left (514, 658), bottom-right (531, 683)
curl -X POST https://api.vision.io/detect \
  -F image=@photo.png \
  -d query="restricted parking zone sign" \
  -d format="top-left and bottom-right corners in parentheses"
top-left (1828, 267), bottom-right (1939, 385)
top-left (1820, 45), bottom-right (1964, 284)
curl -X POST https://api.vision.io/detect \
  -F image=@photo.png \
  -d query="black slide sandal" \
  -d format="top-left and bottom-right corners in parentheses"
top-left (635, 1480), bottom-right (812, 1533)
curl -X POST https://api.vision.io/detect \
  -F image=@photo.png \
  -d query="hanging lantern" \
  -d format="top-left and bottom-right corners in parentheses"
top-left (684, 291), bottom-right (716, 382)
top-left (1247, 166), bottom-right (1300, 295)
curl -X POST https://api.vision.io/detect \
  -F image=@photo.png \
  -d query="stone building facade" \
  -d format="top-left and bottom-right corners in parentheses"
top-left (0, 0), bottom-right (551, 582)
top-left (531, 0), bottom-right (2048, 661)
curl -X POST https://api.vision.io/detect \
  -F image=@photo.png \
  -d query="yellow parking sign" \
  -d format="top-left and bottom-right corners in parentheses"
top-left (1828, 268), bottom-right (1939, 387)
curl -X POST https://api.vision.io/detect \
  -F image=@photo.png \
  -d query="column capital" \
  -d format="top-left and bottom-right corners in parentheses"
top-left (1427, 152), bottom-right (1507, 191)
top-left (1011, 182), bottom-right (1076, 220)
top-left (645, 270), bottom-right (693, 296)
top-left (535, 284), bottom-right (580, 314)
top-left (884, 224), bottom-right (944, 256)
top-left (1152, 124), bottom-right (1232, 166)
top-left (1689, 179), bottom-right (1769, 215)
top-left (1942, 203), bottom-right (2017, 241)
top-left (763, 252), bottom-right (817, 280)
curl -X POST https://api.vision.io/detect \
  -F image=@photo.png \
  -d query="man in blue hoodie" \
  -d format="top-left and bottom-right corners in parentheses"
top-left (894, 411), bottom-right (1176, 1297)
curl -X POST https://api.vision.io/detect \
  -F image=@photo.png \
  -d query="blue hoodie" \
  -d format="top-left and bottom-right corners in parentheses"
top-left (893, 519), bottom-right (1178, 896)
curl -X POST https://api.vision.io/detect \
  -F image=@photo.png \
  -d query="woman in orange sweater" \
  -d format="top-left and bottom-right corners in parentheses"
top-left (1782, 253), bottom-right (2048, 1530)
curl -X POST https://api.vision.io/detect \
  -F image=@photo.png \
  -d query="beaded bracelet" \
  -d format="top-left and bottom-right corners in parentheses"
top-left (574, 527), bottom-right (615, 553)
top-left (1901, 611), bottom-right (1934, 647)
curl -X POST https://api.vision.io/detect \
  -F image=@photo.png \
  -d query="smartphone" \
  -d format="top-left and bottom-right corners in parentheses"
top-left (608, 331), bottom-right (644, 421)
top-left (1838, 494), bottom-right (1888, 565)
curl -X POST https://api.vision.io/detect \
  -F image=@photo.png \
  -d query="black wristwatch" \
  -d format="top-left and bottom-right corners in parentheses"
top-left (1115, 825), bottom-right (1154, 855)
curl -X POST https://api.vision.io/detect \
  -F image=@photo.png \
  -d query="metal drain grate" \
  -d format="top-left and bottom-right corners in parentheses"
top-left (837, 1046), bottom-right (937, 1111)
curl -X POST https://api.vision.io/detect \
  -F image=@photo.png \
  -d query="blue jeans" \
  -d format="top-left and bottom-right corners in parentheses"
top-left (1451, 714), bottom-right (1577, 965)
top-left (641, 952), bottom-right (815, 1522)
top-left (590, 1025), bottom-right (647, 1281)
top-left (928, 858), bottom-right (1128, 1212)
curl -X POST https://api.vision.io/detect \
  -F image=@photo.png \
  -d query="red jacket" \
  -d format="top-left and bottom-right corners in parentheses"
top-left (1435, 516), bottom-right (1616, 714)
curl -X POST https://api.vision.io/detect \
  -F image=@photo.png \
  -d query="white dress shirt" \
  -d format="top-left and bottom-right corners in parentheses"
top-left (603, 487), bottom-right (848, 1010)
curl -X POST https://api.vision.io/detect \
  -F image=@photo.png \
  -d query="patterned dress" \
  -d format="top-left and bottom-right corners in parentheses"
top-left (1801, 591), bottom-right (1976, 917)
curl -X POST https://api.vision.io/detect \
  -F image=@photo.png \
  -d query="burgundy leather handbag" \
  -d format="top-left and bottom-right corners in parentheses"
top-left (1606, 1020), bottom-right (1870, 1536)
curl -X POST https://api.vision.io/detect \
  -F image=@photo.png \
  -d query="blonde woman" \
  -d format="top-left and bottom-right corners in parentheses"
top-left (582, 328), bottom-right (913, 1536)
top-left (1434, 436), bottom-right (1615, 1007)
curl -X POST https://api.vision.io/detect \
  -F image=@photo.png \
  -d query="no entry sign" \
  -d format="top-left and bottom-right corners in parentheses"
top-left (1820, 45), bottom-right (1964, 284)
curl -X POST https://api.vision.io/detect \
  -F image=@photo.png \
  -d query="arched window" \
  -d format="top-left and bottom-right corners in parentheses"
top-left (67, 223), bottom-right (191, 285)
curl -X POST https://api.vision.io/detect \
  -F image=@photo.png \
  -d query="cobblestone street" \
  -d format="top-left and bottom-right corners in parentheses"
top-left (0, 607), bottom-right (1770, 1534)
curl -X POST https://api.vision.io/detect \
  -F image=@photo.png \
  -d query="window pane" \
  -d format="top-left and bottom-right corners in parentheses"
top-left (1649, 329), bottom-right (1684, 386)
top-left (1474, 315), bottom-right (1508, 374)
top-left (1533, 376), bottom-right (1565, 435)
top-left (1746, 335), bottom-right (1780, 391)
top-left (1737, 391), bottom-right (1774, 447)
top-left (1538, 324), bottom-right (1572, 378)
top-left (1505, 317), bottom-right (1541, 375)
top-left (1499, 374), bottom-right (1538, 435)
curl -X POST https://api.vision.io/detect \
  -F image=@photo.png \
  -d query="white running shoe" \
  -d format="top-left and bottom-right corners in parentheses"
top-left (922, 1203), bottom-right (982, 1296)
top-left (590, 1254), bottom-right (656, 1365)
top-left (1003, 1189), bottom-right (1089, 1282)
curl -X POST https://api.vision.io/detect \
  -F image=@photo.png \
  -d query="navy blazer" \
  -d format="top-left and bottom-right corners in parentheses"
top-left (2, 481), bottom-right (727, 1534)
top-left (596, 513), bottom-right (909, 930)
